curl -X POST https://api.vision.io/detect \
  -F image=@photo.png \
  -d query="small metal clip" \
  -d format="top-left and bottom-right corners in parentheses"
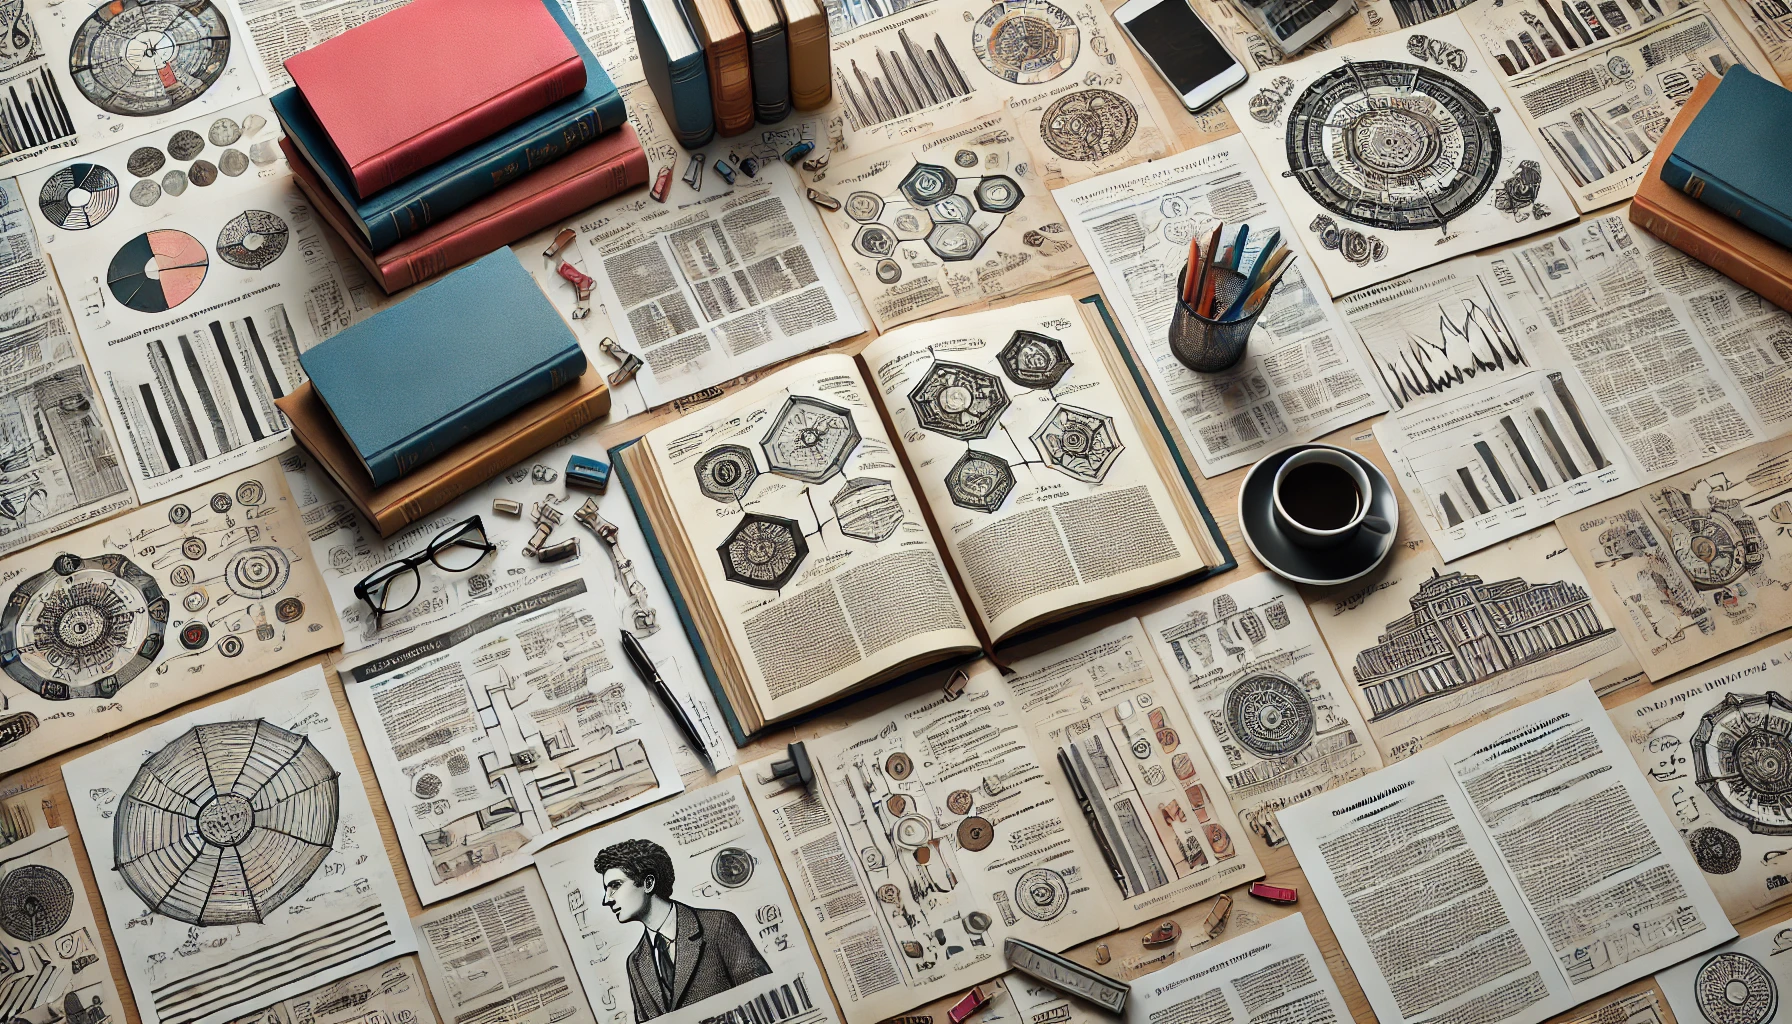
top-left (782, 140), bottom-right (814, 165)
top-left (574, 497), bottom-right (659, 634)
top-left (713, 158), bottom-right (737, 185)
top-left (492, 498), bottom-right (523, 517)
top-left (942, 668), bottom-right (969, 701)
top-left (683, 153), bottom-right (706, 191)
top-left (542, 227), bottom-right (576, 258)
top-left (557, 261), bottom-right (594, 290)
top-left (1202, 893), bottom-right (1233, 937)
top-left (651, 164), bottom-right (673, 202)
top-left (807, 188), bottom-right (840, 211)
top-left (763, 742), bottom-right (814, 792)
top-left (537, 537), bottom-right (580, 562)
top-left (597, 337), bottom-right (644, 387)
top-left (565, 454), bottom-right (611, 493)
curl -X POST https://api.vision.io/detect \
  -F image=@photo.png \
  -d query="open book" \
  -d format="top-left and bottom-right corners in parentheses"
top-left (615, 294), bottom-right (1230, 741)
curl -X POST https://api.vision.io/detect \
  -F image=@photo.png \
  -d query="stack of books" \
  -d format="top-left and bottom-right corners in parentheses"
top-left (1632, 68), bottom-right (1792, 313)
top-left (272, 0), bottom-right (650, 292)
top-left (634, 0), bottom-right (830, 147)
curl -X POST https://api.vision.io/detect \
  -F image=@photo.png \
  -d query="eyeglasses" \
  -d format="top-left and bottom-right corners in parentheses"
top-left (355, 516), bottom-right (497, 628)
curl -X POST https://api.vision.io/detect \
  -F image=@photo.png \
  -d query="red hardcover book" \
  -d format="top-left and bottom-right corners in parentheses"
top-left (285, 0), bottom-right (585, 199)
top-left (285, 128), bottom-right (648, 293)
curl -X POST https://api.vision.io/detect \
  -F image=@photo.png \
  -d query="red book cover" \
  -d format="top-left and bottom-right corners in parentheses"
top-left (285, 129), bottom-right (648, 293)
top-left (285, 0), bottom-right (585, 199)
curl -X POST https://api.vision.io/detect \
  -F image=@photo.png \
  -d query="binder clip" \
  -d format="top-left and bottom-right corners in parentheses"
top-left (942, 668), bottom-right (969, 701)
top-left (684, 153), bottom-right (706, 191)
top-left (492, 498), bottom-right (523, 517)
top-left (523, 500), bottom-right (564, 557)
top-left (1202, 893), bottom-right (1233, 937)
top-left (807, 188), bottom-right (840, 211)
top-left (538, 537), bottom-right (580, 563)
top-left (651, 165), bottom-right (673, 202)
top-left (598, 337), bottom-right (644, 387)
top-left (1248, 882), bottom-right (1298, 904)
top-left (713, 158), bottom-right (737, 186)
top-left (542, 227), bottom-right (576, 258)
top-left (565, 454), bottom-right (611, 493)
top-left (764, 742), bottom-right (814, 793)
top-left (782, 140), bottom-right (814, 165)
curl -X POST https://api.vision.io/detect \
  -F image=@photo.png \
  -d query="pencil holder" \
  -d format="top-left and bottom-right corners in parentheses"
top-left (1168, 265), bottom-right (1270, 373)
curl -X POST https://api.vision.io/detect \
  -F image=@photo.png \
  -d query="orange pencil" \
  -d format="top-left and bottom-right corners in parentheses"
top-left (1193, 223), bottom-right (1221, 316)
top-left (1182, 236), bottom-right (1201, 303)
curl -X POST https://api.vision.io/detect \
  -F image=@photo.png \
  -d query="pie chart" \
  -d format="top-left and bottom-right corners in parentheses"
top-left (108, 229), bottom-right (208, 313)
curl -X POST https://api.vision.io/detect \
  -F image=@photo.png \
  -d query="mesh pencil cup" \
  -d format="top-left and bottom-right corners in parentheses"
top-left (1168, 265), bottom-right (1271, 373)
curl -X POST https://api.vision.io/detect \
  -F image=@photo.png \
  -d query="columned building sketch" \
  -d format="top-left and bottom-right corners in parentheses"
top-left (1353, 568), bottom-right (1617, 718)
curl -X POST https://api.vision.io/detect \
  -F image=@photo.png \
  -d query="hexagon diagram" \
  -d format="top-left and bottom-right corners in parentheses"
top-left (694, 445), bottom-right (759, 502)
top-left (831, 478), bottom-right (904, 542)
top-left (927, 222), bottom-right (984, 262)
top-left (909, 362), bottom-right (1010, 440)
top-left (976, 176), bottom-right (1023, 214)
top-left (946, 451), bottom-right (1015, 513)
top-left (761, 396), bottom-right (860, 483)
top-left (900, 164), bottom-right (958, 205)
top-left (854, 224), bottom-right (898, 259)
top-left (718, 514), bottom-right (808, 590)
top-left (1032, 404), bottom-right (1123, 483)
top-left (861, 162), bottom-right (1029, 267)
top-left (999, 331), bottom-right (1072, 389)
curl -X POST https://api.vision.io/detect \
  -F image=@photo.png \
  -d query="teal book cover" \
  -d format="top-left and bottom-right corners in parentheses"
top-left (634, 0), bottom-right (713, 148)
top-left (271, 0), bottom-right (625, 251)
top-left (1662, 67), bottom-right (1792, 251)
top-left (300, 249), bottom-right (587, 487)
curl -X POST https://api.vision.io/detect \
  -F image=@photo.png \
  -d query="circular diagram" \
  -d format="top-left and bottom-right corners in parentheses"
top-left (886, 752), bottom-right (913, 779)
top-left (1669, 508), bottom-right (1757, 589)
top-left (717, 514), bottom-right (807, 590)
top-left (216, 210), bottom-right (289, 270)
top-left (0, 552), bottom-right (167, 701)
top-left (1694, 952), bottom-right (1777, 1024)
top-left (0, 864), bottom-right (74, 940)
top-left (956, 816), bottom-right (993, 851)
top-left (1688, 827), bottom-right (1742, 874)
top-left (946, 789), bottom-right (973, 815)
top-left (1692, 691), bottom-right (1792, 835)
top-left (38, 163), bottom-right (120, 230)
top-left (945, 451), bottom-right (1014, 513)
top-left (275, 597), bottom-right (303, 623)
top-left (69, 0), bottom-right (232, 117)
top-left (236, 480), bottom-right (264, 505)
top-left (414, 773), bottom-right (441, 798)
top-left (1041, 89), bottom-right (1138, 163)
top-left (971, 0), bottom-right (1079, 85)
top-left (1224, 674), bottom-right (1317, 759)
top-left (998, 331), bottom-right (1072, 389)
top-left (1283, 60), bottom-right (1501, 232)
top-left (760, 396), bottom-right (860, 483)
top-left (180, 537), bottom-right (204, 559)
top-left (1015, 867), bottom-right (1068, 920)
top-left (107, 229), bottom-right (207, 313)
top-left (127, 146), bottom-right (164, 177)
top-left (711, 847), bottom-right (754, 887)
top-left (894, 815), bottom-right (932, 846)
top-left (115, 718), bottom-right (339, 925)
top-left (225, 546), bottom-right (291, 600)
top-left (179, 621), bottom-right (207, 649)
top-left (694, 444), bottom-right (759, 503)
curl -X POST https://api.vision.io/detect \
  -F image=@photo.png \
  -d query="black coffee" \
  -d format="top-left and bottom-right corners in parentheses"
top-left (1279, 462), bottom-right (1361, 530)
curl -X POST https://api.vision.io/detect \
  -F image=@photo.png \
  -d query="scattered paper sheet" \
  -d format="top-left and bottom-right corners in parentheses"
top-left (0, 827), bottom-right (127, 1024)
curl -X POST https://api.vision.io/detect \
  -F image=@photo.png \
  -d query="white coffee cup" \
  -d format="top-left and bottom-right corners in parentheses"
top-left (1272, 448), bottom-right (1393, 549)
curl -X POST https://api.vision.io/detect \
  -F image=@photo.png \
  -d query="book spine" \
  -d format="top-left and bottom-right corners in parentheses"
top-left (1663, 155), bottom-right (1792, 252)
top-left (711, 37), bottom-right (755, 137)
top-left (789, 21), bottom-right (830, 111)
top-left (1629, 195), bottom-right (1792, 314)
top-left (352, 55), bottom-right (590, 196)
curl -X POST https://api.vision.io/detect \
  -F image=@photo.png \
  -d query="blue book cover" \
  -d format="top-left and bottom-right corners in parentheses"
top-left (272, 0), bottom-right (626, 251)
top-left (1662, 67), bottom-right (1792, 251)
top-left (300, 249), bottom-right (588, 486)
top-left (634, 0), bottom-right (714, 148)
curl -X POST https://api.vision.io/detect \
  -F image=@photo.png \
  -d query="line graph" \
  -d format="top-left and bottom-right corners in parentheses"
top-left (1350, 272), bottom-right (1530, 409)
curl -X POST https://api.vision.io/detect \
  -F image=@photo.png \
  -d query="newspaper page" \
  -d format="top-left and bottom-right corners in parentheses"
top-left (813, 112), bottom-right (1086, 330)
top-left (1460, 0), bottom-right (1683, 78)
top-left (1556, 437), bottom-right (1792, 680)
top-left (1611, 639), bottom-right (1792, 926)
top-left (1500, 4), bottom-right (1770, 212)
top-left (639, 353), bottom-right (976, 724)
top-left (860, 295), bottom-right (1210, 641)
top-left (337, 577), bottom-right (684, 904)
top-left (1283, 682), bottom-right (1735, 1024)
top-left (1053, 136), bottom-right (1386, 477)
top-left (1125, 914), bottom-right (1353, 1024)
top-left (743, 662), bottom-right (1120, 1024)
top-left (61, 665), bottom-right (419, 1024)
top-left (0, 177), bottom-right (134, 557)
top-left (1657, 922), bottom-right (1792, 1024)
top-left (226, 957), bottom-right (441, 1024)
top-left (0, 827), bottom-right (126, 1024)
top-left (537, 778), bottom-right (841, 1024)
top-left (1730, 0), bottom-right (1792, 79)
top-left (0, 0), bottom-right (263, 177)
top-left (0, 460), bottom-right (341, 774)
top-left (1143, 573), bottom-right (1384, 847)
top-left (1308, 524), bottom-right (1639, 761)
top-left (238, 0), bottom-right (413, 90)
top-left (414, 869), bottom-right (595, 1024)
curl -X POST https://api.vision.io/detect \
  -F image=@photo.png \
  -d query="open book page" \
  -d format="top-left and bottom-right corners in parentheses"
top-left (1656, 924), bottom-right (1789, 1024)
top-left (1143, 573), bottom-right (1383, 847)
top-left (743, 663), bottom-right (1117, 1024)
top-left (1556, 436), bottom-right (1792, 680)
top-left (336, 577), bottom-right (685, 904)
top-left (1052, 136), bottom-right (1387, 478)
top-left (861, 295), bottom-right (1207, 641)
top-left (1002, 620), bottom-right (1263, 925)
top-left (413, 870), bottom-right (594, 1024)
top-left (535, 778), bottom-right (839, 1024)
top-left (1125, 914), bottom-right (1353, 1024)
top-left (1611, 638), bottom-right (1792, 925)
top-left (641, 353), bottom-right (977, 723)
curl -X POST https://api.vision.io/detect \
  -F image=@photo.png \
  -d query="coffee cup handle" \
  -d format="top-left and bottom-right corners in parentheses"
top-left (1361, 514), bottom-right (1393, 535)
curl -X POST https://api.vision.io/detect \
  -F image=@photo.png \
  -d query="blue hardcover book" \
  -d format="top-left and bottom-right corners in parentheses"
top-left (634, 0), bottom-right (714, 148)
top-left (299, 249), bottom-right (588, 486)
top-left (1662, 67), bottom-right (1792, 252)
top-left (271, 0), bottom-right (625, 252)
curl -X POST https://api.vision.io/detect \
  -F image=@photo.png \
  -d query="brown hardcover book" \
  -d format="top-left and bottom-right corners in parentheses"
top-left (1631, 74), bottom-right (1792, 314)
top-left (278, 370), bottom-right (610, 536)
top-left (687, 0), bottom-right (754, 135)
top-left (785, 0), bottom-right (830, 111)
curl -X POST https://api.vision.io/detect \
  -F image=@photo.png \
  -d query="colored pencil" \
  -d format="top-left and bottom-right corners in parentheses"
top-left (1193, 223), bottom-right (1222, 317)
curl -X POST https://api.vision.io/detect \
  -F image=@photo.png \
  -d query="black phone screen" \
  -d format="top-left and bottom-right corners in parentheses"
top-left (1122, 0), bottom-right (1238, 95)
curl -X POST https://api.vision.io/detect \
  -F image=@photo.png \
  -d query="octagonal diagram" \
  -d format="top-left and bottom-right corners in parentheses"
top-left (900, 163), bottom-right (958, 205)
top-left (927, 222), bottom-right (985, 261)
top-left (976, 175), bottom-right (1024, 213)
top-left (718, 514), bottom-right (808, 590)
top-left (695, 444), bottom-right (759, 502)
top-left (931, 194), bottom-right (976, 223)
top-left (1032, 404), bottom-right (1123, 483)
top-left (909, 361), bottom-right (1010, 440)
top-left (761, 396), bottom-right (860, 483)
top-left (831, 477), bottom-right (904, 542)
top-left (999, 331), bottom-right (1072, 389)
top-left (946, 451), bottom-right (1015, 513)
top-left (854, 223), bottom-right (898, 259)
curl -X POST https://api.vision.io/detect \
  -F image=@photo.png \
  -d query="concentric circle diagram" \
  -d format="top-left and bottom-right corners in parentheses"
top-left (38, 163), bottom-right (120, 230)
top-left (216, 210), bottom-right (290, 270)
top-left (0, 552), bottom-right (167, 701)
top-left (1015, 867), bottom-right (1068, 920)
top-left (69, 0), bottom-right (232, 117)
top-left (114, 719), bottom-right (340, 926)
top-left (0, 864), bottom-right (74, 940)
top-left (1041, 89), bottom-right (1138, 163)
top-left (108, 228), bottom-right (208, 313)
top-left (1691, 691), bottom-right (1792, 835)
top-left (971, 0), bottom-right (1079, 84)
top-left (1694, 951), bottom-right (1777, 1024)
top-left (1224, 674), bottom-right (1317, 759)
top-left (225, 546), bottom-right (291, 600)
top-left (1284, 60), bottom-right (1501, 232)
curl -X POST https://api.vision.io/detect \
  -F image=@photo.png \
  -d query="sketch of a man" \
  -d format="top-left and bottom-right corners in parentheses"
top-left (596, 838), bottom-right (772, 1021)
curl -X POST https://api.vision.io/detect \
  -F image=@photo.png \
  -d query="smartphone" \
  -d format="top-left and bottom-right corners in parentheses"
top-left (1114, 0), bottom-right (1247, 113)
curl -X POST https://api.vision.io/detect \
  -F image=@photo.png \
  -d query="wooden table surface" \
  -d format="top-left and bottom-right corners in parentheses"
top-left (8, 8), bottom-right (1788, 1024)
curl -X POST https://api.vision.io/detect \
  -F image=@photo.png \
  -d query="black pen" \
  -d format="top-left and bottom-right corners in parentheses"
top-left (1056, 747), bottom-right (1126, 893)
top-left (620, 629), bottom-right (714, 772)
